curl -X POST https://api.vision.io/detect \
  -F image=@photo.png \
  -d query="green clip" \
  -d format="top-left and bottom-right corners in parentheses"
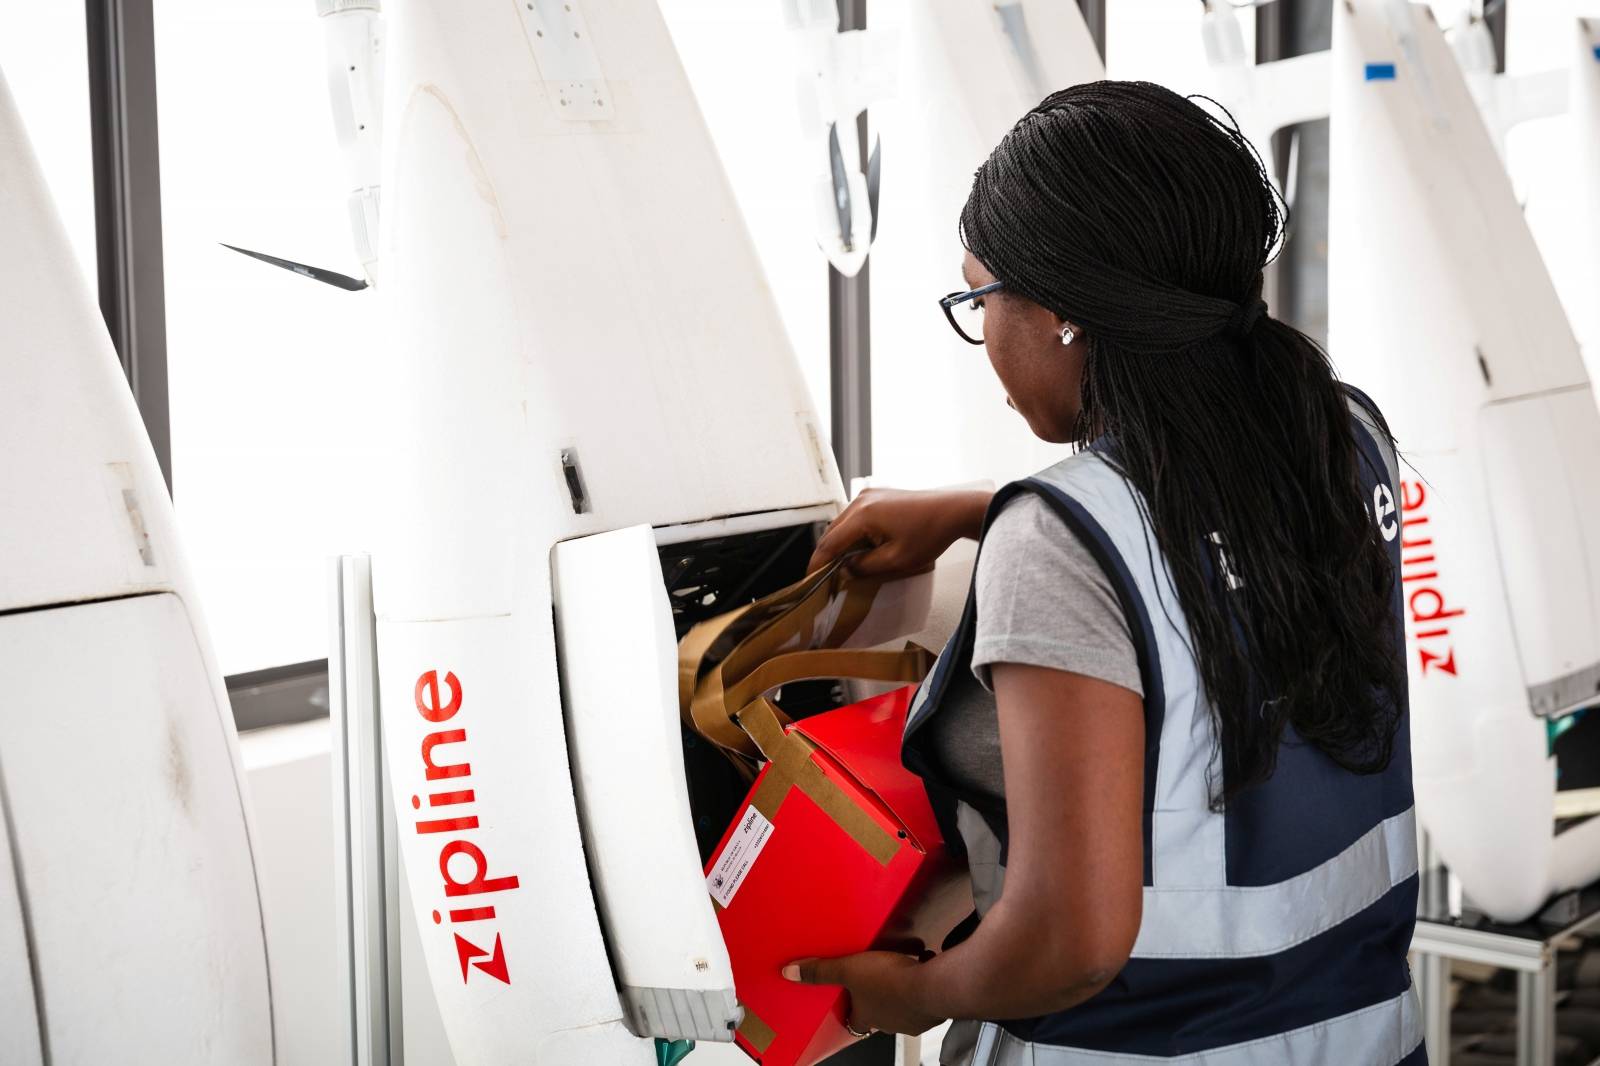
top-left (655, 1037), bottom-right (696, 1066)
top-left (1548, 709), bottom-right (1586, 755)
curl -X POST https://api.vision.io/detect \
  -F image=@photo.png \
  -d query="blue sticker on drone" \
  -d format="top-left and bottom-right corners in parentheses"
top-left (1365, 63), bottom-right (1397, 81)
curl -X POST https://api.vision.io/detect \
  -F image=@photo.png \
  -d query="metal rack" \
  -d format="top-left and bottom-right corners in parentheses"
top-left (1414, 857), bottom-right (1600, 1066)
top-left (330, 554), bottom-right (405, 1066)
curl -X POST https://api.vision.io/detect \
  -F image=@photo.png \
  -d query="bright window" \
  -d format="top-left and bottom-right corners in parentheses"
top-left (658, 0), bottom-right (832, 428)
top-left (155, 1), bottom-right (384, 674)
top-left (0, 6), bottom-right (97, 294)
top-left (1107, 0), bottom-right (1255, 89)
top-left (1505, 0), bottom-right (1600, 353)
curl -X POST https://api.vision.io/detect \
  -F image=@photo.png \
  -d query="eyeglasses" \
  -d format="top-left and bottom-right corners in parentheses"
top-left (939, 281), bottom-right (1003, 346)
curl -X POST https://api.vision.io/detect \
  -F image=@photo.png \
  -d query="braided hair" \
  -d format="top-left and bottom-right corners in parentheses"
top-left (962, 81), bottom-right (1404, 805)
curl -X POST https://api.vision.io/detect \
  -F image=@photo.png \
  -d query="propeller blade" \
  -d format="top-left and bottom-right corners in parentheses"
top-left (219, 243), bottom-right (368, 291)
top-left (867, 134), bottom-right (882, 244)
top-left (828, 122), bottom-right (855, 255)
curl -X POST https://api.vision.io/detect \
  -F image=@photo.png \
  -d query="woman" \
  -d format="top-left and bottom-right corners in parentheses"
top-left (787, 82), bottom-right (1423, 1064)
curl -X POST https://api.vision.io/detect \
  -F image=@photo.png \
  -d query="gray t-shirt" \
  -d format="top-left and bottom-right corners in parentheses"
top-left (925, 492), bottom-right (1144, 804)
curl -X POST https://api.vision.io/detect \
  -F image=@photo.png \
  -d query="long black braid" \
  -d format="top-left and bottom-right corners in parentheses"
top-left (962, 81), bottom-right (1404, 804)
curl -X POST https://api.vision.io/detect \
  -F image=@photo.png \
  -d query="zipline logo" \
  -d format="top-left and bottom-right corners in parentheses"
top-left (413, 668), bottom-right (520, 985)
top-left (1399, 482), bottom-right (1464, 677)
top-left (1372, 483), bottom-right (1399, 542)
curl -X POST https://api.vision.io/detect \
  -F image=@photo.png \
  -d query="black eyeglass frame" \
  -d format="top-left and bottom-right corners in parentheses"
top-left (939, 281), bottom-right (1004, 345)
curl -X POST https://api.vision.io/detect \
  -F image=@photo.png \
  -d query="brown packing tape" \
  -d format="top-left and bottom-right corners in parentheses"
top-left (693, 644), bottom-right (928, 761)
top-left (792, 753), bottom-right (901, 867)
top-left (687, 687), bottom-right (762, 759)
top-left (719, 648), bottom-right (932, 722)
top-left (686, 558), bottom-right (848, 695)
top-left (710, 772), bottom-right (793, 920)
top-left (678, 554), bottom-right (931, 770)
top-left (736, 694), bottom-right (791, 755)
top-left (747, 762), bottom-right (793, 822)
top-left (705, 565), bottom-right (852, 693)
top-left (677, 600), bottom-right (755, 715)
top-left (738, 698), bottom-right (901, 868)
top-left (676, 598), bottom-right (763, 777)
top-left (738, 1006), bottom-right (778, 1054)
top-left (678, 567), bottom-right (827, 715)
top-left (681, 561), bottom-right (854, 757)
top-left (816, 575), bottom-right (883, 649)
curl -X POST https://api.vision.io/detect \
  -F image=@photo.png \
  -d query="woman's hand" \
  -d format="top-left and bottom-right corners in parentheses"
top-left (782, 951), bottom-right (946, 1036)
top-left (808, 488), bottom-right (994, 578)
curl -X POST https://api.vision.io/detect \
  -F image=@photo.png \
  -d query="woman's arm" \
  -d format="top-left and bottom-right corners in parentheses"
top-left (916, 664), bottom-right (1144, 1018)
top-left (787, 664), bottom-right (1145, 1030)
top-left (806, 487), bottom-right (994, 576)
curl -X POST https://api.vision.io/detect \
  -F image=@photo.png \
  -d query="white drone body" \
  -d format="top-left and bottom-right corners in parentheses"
top-left (1199, 0), bottom-right (1600, 924)
top-left (781, 0), bottom-right (896, 277)
top-left (318, 0), bottom-right (385, 284)
top-left (1329, 0), bottom-right (1600, 923)
top-left (1443, 11), bottom-right (1568, 164)
top-left (1198, 0), bottom-right (1332, 193)
top-left (302, 0), bottom-right (1091, 1060)
top-left (869, 0), bottom-right (1102, 491)
top-left (364, 0), bottom-right (842, 1060)
top-left (0, 68), bottom-right (274, 1066)
top-left (318, 3), bottom-right (1600, 1062)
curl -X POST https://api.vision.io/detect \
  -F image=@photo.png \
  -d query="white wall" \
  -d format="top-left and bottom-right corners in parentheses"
top-left (240, 721), bottom-right (344, 1066)
top-left (1107, 0), bottom-right (1254, 88)
top-left (242, 717), bottom-right (467, 1066)
top-left (0, 5), bottom-right (97, 292)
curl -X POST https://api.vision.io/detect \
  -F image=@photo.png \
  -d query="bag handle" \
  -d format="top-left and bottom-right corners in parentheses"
top-left (678, 556), bottom-right (933, 763)
top-left (676, 557), bottom-right (854, 715)
top-left (690, 646), bottom-right (931, 761)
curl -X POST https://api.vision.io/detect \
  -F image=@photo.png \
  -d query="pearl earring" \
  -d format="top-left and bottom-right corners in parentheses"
top-left (1059, 324), bottom-right (1076, 346)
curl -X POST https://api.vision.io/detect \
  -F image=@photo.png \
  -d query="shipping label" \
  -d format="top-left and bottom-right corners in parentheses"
top-left (707, 805), bottom-right (775, 907)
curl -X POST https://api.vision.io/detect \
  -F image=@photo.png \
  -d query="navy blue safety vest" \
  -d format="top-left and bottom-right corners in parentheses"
top-left (902, 390), bottom-right (1426, 1065)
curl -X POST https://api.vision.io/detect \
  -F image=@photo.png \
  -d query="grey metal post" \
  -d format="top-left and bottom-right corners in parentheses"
top-left (85, 0), bottom-right (172, 491)
top-left (332, 555), bottom-right (404, 1066)
top-left (1075, 0), bottom-right (1106, 61)
top-left (1515, 962), bottom-right (1556, 1066)
top-left (1485, 0), bottom-right (1508, 74)
top-left (1417, 950), bottom-right (1453, 1066)
top-left (829, 0), bottom-right (871, 488)
top-left (1416, 831), bottom-right (1453, 1066)
top-left (829, 259), bottom-right (871, 488)
top-left (1256, 0), bottom-right (1332, 344)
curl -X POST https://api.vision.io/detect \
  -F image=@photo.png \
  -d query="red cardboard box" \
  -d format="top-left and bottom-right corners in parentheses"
top-left (705, 686), bottom-right (971, 1066)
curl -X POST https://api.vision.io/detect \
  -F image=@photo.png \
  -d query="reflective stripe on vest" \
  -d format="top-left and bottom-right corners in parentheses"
top-left (961, 988), bottom-right (1424, 1065)
top-left (904, 396), bottom-right (1423, 1063)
